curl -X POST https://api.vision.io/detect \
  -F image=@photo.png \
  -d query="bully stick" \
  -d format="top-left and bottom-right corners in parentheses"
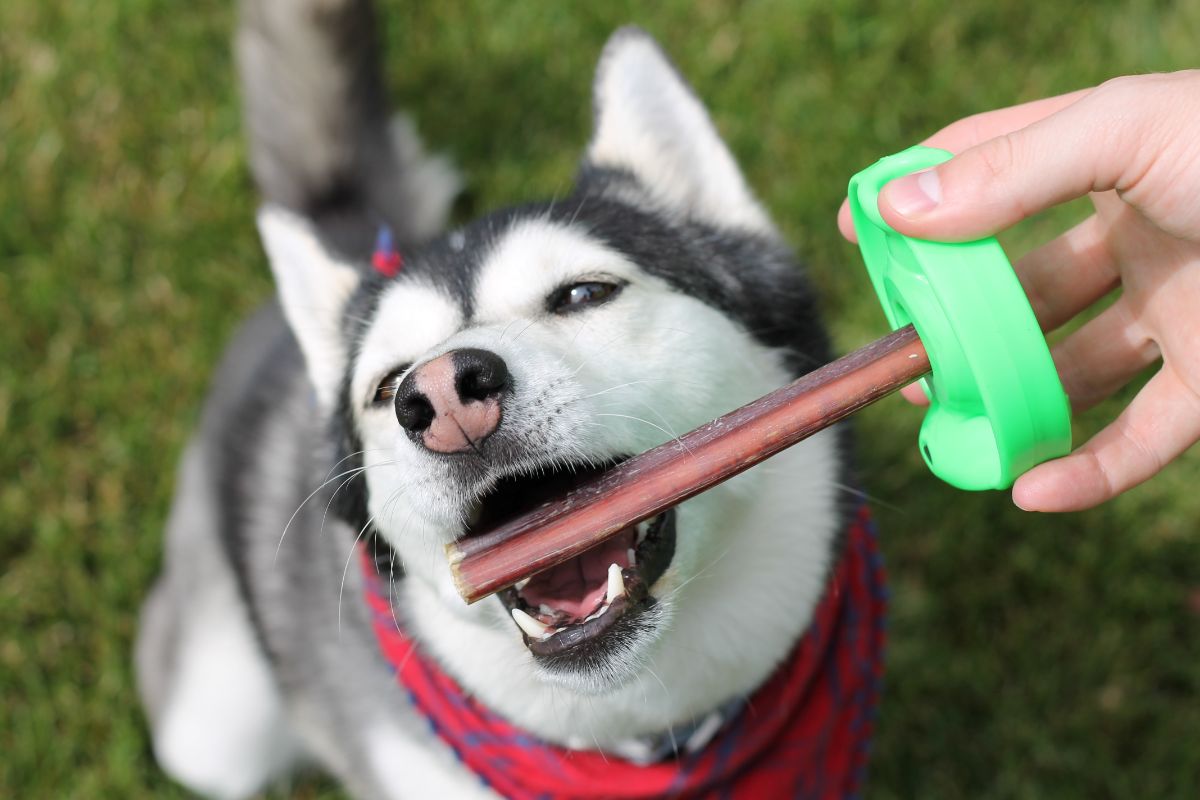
top-left (447, 324), bottom-right (930, 604)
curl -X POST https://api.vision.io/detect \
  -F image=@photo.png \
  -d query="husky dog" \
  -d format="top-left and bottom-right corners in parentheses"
top-left (136, 1), bottom-right (860, 797)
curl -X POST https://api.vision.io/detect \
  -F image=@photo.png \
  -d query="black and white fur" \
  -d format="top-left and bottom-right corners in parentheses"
top-left (136, 2), bottom-right (850, 797)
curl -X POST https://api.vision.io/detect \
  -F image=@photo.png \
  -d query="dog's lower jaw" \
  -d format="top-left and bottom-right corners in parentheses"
top-left (399, 560), bottom-right (677, 693)
top-left (395, 430), bottom-right (844, 749)
top-left (527, 585), bottom-right (676, 696)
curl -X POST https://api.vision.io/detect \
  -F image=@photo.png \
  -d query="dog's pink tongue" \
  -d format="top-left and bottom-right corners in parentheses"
top-left (519, 528), bottom-right (633, 619)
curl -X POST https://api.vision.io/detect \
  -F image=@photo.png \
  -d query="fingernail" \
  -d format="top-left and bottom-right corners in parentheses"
top-left (883, 169), bottom-right (942, 218)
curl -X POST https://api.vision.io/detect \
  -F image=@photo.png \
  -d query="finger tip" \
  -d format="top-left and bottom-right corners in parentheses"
top-left (899, 384), bottom-right (930, 406)
top-left (1011, 481), bottom-right (1040, 512)
top-left (877, 169), bottom-right (1003, 242)
top-left (876, 204), bottom-right (930, 241)
top-left (1013, 461), bottom-right (1102, 513)
top-left (1012, 467), bottom-right (1063, 512)
top-left (837, 204), bottom-right (858, 243)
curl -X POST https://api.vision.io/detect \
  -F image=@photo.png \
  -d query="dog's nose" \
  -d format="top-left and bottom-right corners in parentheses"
top-left (394, 348), bottom-right (509, 453)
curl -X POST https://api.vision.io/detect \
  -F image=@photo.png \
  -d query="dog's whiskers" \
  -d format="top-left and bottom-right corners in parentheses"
top-left (338, 482), bottom-right (412, 637)
top-left (578, 379), bottom-right (667, 400)
top-left (559, 324), bottom-right (692, 381)
top-left (566, 191), bottom-right (590, 228)
top-left (593, 413), bottom-right (693, 456)
top-left (274, 460), bottom-right (397, 564)
top-left (831, 481), bottom-right (904, 513)
top-left (508, 318), bottom-right (539, 344)
top-left (580, 697), bottom-right (609, 763)
top-left (320, 448), bottom-right (390, 484)
top-left (496, 318), bottom-right (520, 346)
top-left (337, 515), bottom-right (380, 638)
top-left (656, 542), bottom-right (736, 610)
top-left (316, 459), bottom-right (406, 548)
top-left (640, 665), bottom-right (679, 756)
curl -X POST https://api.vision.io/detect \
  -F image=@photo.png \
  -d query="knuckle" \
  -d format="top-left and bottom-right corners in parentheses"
top-left (975, 132), bottom-right (1018, 183)
top-left (958, 112), bottom-right (993, 150)
top-left (1084, 448), bottom-right (1119, 500)
top-left (1096, 74), bottom-right (1138, 95)
top-left (967, 132), bottom-right (1030, 219)
top-left (1115, 414), bottom-right (1164, 476)
top-left (1092, 75), bottom-right (1187, 196)
top-left (1094, 73), bottom-right (1163, 107)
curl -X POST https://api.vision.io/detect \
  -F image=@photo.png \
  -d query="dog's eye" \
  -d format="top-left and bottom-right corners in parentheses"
top-left (549, 281), bottom-right (622, 314)
top-left (371, 364), bottom-right (411, 406)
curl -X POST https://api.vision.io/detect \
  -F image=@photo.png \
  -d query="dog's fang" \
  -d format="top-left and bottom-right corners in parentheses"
top-left (606, 562), bottom-right (625, 604)
top-left (511, 607), bottom-right (552, 640)
top-left (514, 577), bottom-right (530, 591)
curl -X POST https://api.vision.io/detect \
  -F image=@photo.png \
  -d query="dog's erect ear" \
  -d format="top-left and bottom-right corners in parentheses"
top-left (586, 27), bottom-right (774, 235)
top-left (256, 205), bottom-right (360, 409)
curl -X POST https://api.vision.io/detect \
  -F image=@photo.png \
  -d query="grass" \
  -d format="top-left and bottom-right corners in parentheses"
top-left (2, 0), bottom-right (1198, 796)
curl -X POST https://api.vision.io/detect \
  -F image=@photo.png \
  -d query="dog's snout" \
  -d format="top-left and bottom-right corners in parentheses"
top-left (395, 348), bottom-right (508, 454)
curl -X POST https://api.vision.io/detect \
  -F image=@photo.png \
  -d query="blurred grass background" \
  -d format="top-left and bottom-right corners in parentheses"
top-left (2, 0), bottom-right (1199, 797)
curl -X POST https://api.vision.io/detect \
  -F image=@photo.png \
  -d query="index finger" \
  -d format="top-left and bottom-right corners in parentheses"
top-left (921, 87), bottom-right (1095, 152)
top-left (837, 87), bottom-right (1095, 241)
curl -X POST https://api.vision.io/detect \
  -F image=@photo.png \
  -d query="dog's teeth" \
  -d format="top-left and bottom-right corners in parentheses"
top-left (606, 563), bottom-right (625, 604)
top-left (539, 604), bottom-right (556, 617)
top-left (636, 521), bottom-right (649, 546)
top-left (627, 548), bottom-right (637, 567)
top-left (514, 577), bottom-right (530, 591)
top-left (511, 608), bottom-right (552, 640)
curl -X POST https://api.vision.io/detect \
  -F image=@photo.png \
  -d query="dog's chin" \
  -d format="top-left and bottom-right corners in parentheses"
top-left (461, 459), bottom-right (680, 693)
top-left (527, 596), bottom-right (671, 694)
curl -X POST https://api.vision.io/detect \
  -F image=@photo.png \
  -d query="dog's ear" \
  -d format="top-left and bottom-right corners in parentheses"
top-left (256, 205), bottom-right (360, 409)
top-left (585, 27), bottom-right (774, 235)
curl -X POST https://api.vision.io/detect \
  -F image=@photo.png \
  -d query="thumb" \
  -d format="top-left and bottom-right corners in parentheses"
top-left (876, 80), bottom-right (1144, 241)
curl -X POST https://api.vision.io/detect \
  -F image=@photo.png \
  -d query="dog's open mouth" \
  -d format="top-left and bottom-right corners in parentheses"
top-left (464, 460), bottom-right (677, 657)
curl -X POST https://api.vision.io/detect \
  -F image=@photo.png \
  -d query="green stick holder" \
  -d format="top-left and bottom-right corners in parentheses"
top-left (848, 146), bottom-right (1072, 490)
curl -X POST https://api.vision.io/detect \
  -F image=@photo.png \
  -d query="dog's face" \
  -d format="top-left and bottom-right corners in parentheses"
top-left (259, 30), bottom-right (844, 741)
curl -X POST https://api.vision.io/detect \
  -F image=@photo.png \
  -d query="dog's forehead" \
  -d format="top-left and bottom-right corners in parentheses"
top-left (348, 209), bottom-right (674, 403)
top-left (352, 281), bottom-right (463, 402)
top-left (472, 218), bottom-right (647, 323)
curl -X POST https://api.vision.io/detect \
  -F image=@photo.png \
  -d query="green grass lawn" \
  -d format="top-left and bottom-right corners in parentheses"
top-left (3, 0), bottom-right (1199, 797)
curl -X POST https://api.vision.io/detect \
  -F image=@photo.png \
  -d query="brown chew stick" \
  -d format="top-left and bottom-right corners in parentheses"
top-left (447, 324), bottom-right (930, 604)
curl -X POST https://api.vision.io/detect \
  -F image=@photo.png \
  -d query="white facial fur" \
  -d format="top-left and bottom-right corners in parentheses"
top-left (257, 26), bottom-right (844, 749)
top-left (342, 218), bottom-right (841, 743)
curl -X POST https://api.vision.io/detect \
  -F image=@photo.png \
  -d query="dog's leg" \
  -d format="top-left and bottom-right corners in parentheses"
top-left (136, 441), bottom-right (300, 800)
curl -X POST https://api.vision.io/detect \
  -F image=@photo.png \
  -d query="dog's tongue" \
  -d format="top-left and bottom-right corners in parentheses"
top-left (519, 528), bottom-right (634, 619)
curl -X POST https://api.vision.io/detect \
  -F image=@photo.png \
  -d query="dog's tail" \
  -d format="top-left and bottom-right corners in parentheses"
top-left (235, 0), bottom-right (458, 257)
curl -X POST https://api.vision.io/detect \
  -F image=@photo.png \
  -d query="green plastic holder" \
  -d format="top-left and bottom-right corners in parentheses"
top-left (848, 145), bottom-right (1072, 490)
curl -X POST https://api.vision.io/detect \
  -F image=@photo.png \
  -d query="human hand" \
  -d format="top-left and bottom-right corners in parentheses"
top-left (838, 71), bottom-right (1200, 512)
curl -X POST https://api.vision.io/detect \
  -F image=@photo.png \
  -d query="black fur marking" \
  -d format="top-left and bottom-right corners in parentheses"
top-left (330, 372), bottom-right (373, 540)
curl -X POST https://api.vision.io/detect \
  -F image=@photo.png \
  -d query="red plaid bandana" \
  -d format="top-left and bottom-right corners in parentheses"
top-left (361, 507), bottom-right (885, 799)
